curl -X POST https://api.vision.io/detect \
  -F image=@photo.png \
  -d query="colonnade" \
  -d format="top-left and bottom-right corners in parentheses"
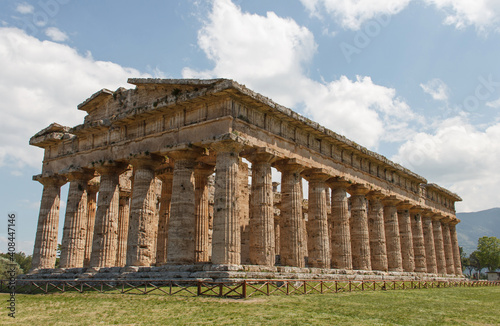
top-left (31, 142), bottom-right (462, 276)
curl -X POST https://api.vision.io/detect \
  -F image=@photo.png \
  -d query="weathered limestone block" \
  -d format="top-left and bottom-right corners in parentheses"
top-left (441, 220), bottom-right (455, 275)
top-left (126, 156), bottom-right (163, 266)
top-left (32, 175), bottom-right (67, 270)
top-left (156, 167), bottom-right (173, 265)
top-left (382, 197), bottom-right (403, 272)
top-left (276, 161), bottom-right (305, 268)
top-left (90, 163), bottom-right (127, 268)
top-left (238, 161), bottom-right (250, 265)
top-left (167, 149), bottom-right (200, 264)
top-left (304, 170), bottom-right (330, 268)
top-left (410, 208), bottom-right (427, 273)
top-left (60, 171), bottom-right (93, 269)
top-left (422, 212), bottom-right (438, 274)
top-left (329, 180), bottom-right (352, 270)
top-left (248, 152), bottom-right (276, 266)
top-left (449, 220), bottom-right (462, 275)
top-left (83, 178), bottom-right (99, 268)
top-left (367, 192), bottom-right (388, 272)
top-left (432, 216), bottom-right (447, 274)
top-left (212, 141), bottom-right (243, 265)
top-left (195, 164), bottom-right (214, 263)
top-left (349, 185), bottom-right (371, 271)
top-left (397, 202), bottom-right (415, 272)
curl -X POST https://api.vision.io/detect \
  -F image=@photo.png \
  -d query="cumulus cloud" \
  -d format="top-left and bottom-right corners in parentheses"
top-left (420, 78), bottom-right (450, 101)
top-left (393, 116), bottom-right (500, 211)
top-left (486, 97), bottom-right (500, 108)
top-left (44, 27), bottom-right (68, 42)
top-left (0, 27), bottom-right (150, 170)
top-left (184, 0), bottom-right (416, 148)
top-left (423, 0), bottom-right (500, 33)
top-left (299, 0), bottom-right (411, 30)
top-left (16, 3), bottom-right (35, 14)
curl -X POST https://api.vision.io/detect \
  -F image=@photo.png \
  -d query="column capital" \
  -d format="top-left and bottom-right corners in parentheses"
top-left (302, 168), bottom-right (330, 182)
top-left (167, 147), bottom-right (205, 161)
top-left (367, 190), bottom-right (384, 201)
top-left (92, 161), bottom-right (128, 175)
top-left (382, 195), bottom-right (400, 207)
top-left (449, 218), bottom-right (460, 226)
top-left (129, 153), bottom-right (165, 170)
top-left (33, 173), bottom-right (67, 187)
top-left (327, 177), bottom-right (351, 189)
top-left (274, 158), bottom-right (306, 173)
top-left (397, 200), bottom-right (413, 211)
top-left (440, 215), bottom-right (453, 224)
top-left (60, 167), bottom-right (94, 182)
top-left (244, 147), bottom-right (279, 164)
top-left (409, 206), bottom-right (424, 215)
top-left (348, 184), bottom-right (371, 196)
top-left (431, 214), bottom-right (444, 222)
top-left (194, 163), bottom-right (215, 176)
top-left (211, 140), bottom-right (245, 154)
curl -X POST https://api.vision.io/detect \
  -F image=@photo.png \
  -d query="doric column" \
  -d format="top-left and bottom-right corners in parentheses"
top-left (212, 141), bottom-right (244, 265)
top-left (367, 192), bottom-right (388, 271)
top-left (167, 149), bottom-right (200, 264)
top-left (195, 164), bottom-right (214, 263)
top-left (329, 179), bottom-right (352, 270)
top-left (421, 211), bottom-right (437, 274)
top-left (397, 202), bottom-right (415, 272)
top-left (238, 161), bottom-right (251, 264)
top-left (410, 207), bottom-right (427, 273)
top-left (248, 151), bottom-right (276, 266)
top-left (83, 179), bottom-right (99, 268)
top-left (115, 192), bottom-right (131, 267)
top-left (303, 169), bottom-right (330, 268)
top-left (156, 167), bottom-right (173, 265)
top-left (276, 160), bottom-right (305, 268)
top-left (449, 219), bottom-right (462, 275)
top-left (31, 174), bottom-right (67, 270)
top-left (441, 218), bottom-right (455, 275)
top-left (349, 185), bottom-right (371, 271)
top-left (382, 197), bottom-right (403, 272)
top-left (90, 162), bottom-right (127, 268)
top-left (59, 171), bottom-right (93, 269)
top-left (432, 215), bottom-right (447, 274)
top-left (126, 156), bottom-right (163, 267)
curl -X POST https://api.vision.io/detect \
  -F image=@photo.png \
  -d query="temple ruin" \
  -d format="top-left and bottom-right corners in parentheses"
top-left (28, 78), bottom-right (463, 280)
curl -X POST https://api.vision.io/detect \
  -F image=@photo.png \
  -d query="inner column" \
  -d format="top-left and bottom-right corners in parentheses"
top-left (410, 207), bottom-right (427, 273)
top-left (328, 179), bottom-right (352, 270)
top-left (397, 202), bottom-right (415, 272)
top-left (432, 215), bottom-right (447, 274)
top-left (155, 166), bottom-right (173, 265)
top-left (349, 184), bottom-right (371, 271)
top-left (422, 210), bottom-right (438, 274)
top-left (441, 218), bottom-right (455, 275)
top-left (367, 191), bottom-right (388, 272)
top-left (449, 219), bottom-right (462, 276)
top-left (194, 163), bottom-right (214, 263)
top-left (382, 197), bottom-right (403, 272)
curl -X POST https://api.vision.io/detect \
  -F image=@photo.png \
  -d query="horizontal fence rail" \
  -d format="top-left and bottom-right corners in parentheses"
top-left (1, 279), bottom-right (498, 298)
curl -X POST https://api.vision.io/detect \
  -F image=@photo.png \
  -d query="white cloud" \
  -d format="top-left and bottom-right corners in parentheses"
top-left (423, 0), bottom-right (500, 33)
top-left (45, 27), bottom-right (68, 42)
top-left (16, 3), bottom-right (35, 14)
top-left (184, 0), bottom-right (417, 148)
top-left (0, 27), bottom-right (150, 170)
top-left (299, 0), bottom-right (411, 30)
top-left (393, 116), bottom-right (500, 212)
top-left (420, 78), bottom-right (450, 101)
top-left (486, 97), bottom-right (500, 108)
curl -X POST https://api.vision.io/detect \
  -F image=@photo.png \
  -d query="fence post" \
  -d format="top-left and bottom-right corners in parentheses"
top-left (197, 281), bottom-right (201, 296)
top-left (242, 281), bottom-right (247, 298)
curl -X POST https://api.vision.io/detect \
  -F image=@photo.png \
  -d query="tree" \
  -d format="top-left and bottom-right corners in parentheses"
top-left (475, 236), bottom-right (500, 272)
top-left (0, 252), bottom-right (32, 273)
top-left (0, 256), bottom-right (23, 279)
top-left (460, 247), bottom-right (469, 272)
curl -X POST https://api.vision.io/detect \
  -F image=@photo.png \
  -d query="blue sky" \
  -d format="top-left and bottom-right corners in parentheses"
top-left (1, 0), bottom-right (499, 254)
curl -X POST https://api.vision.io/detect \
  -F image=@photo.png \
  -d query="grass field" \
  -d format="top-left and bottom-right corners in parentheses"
top-left (0, 286), bottom-right (498, 325)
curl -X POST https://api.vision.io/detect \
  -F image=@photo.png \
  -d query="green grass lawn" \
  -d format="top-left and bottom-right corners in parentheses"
top-left (0, 286), bottom-right (498, 325)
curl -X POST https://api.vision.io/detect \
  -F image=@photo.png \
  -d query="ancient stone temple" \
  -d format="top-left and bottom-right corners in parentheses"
top-left (29, 78), bottom-right (463, 280)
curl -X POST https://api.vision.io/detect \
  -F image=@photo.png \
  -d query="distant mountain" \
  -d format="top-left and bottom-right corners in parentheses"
top-left (456, 207), bottom-right (500, 255)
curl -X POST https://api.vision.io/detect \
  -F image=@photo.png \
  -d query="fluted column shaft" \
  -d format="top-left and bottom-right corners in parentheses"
top-left (278, 163), bottom-right (305, 267)
top-left (156, 169), bottom-right (173, 265)
top-left (442, 221), bottom-right (455, 274)
top-left (449, 222), bottom-right (462, 275)
top-left (432, 218), bottom-right (446, 274)
top-left (32, 175), bottom-right (67, 270)
top-left (329, 181), bottom-right (352, 270)
top-left (249, 153), bottom-right (275, 266)
top-left (60, 172), bottom-right (92, 268)
top-left (368, 194), bottom-right (388, 271)
top-left (349, 186), bottom-right (371, 271)
top-left (195, 165), bottom-right (214, 263)
top-left (410, 209), bottom-right (427, 273)
top-left (90, 164), bottom-right (126, 268)
top-left (212, 142), bottom-right (243, 265)
top-left (397, 203), bottom-right (415, 272)
top-left (115, 195), bottom-right (130, 267)
top-left (383, 199), bottom-right (403, 272)
top-left (167, 150), bottom-right (199, 264)
top-left (305, 172), bottom-right (330, 268)
top-left (422, 215), bottom-right (437, 273)
top-left (83, 184), bottom-right (98, 268)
